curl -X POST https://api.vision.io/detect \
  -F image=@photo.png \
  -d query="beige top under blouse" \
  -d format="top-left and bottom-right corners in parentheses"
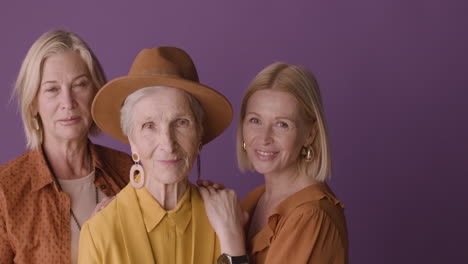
top-left (58, 171), bottom-right (106, 264)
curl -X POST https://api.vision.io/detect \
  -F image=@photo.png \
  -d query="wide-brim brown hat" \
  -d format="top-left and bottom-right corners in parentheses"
top-left (91, 47), bottom-right (233, 145)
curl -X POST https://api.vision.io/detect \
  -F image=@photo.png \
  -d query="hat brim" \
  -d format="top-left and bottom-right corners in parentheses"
top-left (92, 75), bottom-right (233, 145)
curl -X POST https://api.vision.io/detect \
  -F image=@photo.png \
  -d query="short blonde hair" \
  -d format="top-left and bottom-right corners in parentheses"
top-left (237, 62), bottom-right (332, 182)
top-left (13, 30), bottom-right (106, 149)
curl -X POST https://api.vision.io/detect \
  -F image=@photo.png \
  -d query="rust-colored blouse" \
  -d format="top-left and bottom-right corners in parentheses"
top-left (241, 183), bottom-right (349, 264)
top-left (0, 142), bottom-right (131, 263)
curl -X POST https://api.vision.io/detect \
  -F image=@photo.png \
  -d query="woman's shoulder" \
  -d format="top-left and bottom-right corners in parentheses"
top-left (278, 183), bottom-right (345, 218)
top-left (90, 143), bottom-right (132, 185)
top-left (91, 143), bottom-right (132, 164)
top-left (82, 185), bottom-right (132, 237)
top-left (79, 191), bottom-right (127, 257)
top-left (276, 184), bottom-right (348, 241)
top-left (285, 199), bottom-right (341, 221)
top-left (0, 149), bottom-right (34, 172)
top-left (85, 196), bottom-right (120, 230)
top-left (0, 149), bottom-right (40, 184)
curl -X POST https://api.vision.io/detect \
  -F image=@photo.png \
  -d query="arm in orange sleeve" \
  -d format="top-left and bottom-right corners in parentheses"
top-left (0, 190), bottom-right (14, 263)
top-left (264, 206), bottom-right (347, 264)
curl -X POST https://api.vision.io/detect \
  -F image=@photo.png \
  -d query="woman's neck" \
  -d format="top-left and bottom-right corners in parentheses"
top-left (145, 176), bottom-right (188, 211)
top-left (263, 165), bottom-right (317, 203)
top-left (42, 137), bottom-right (91, 180)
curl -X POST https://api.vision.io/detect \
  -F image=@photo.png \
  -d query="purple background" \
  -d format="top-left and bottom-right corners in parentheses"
top-left (1, 0), bottom-right (467, 263)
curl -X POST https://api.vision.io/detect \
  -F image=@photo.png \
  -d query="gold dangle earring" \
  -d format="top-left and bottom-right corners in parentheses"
top-left (130, 152), bottom-right (145, 188)
top-left (301, 145), bottom-right (314, 162)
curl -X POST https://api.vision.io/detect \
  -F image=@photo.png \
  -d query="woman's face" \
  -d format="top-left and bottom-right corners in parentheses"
top-left (34, 50), bottom-right (94, 143)
top-left (242, 89), bottom-right (312, 176)
top-left (129, 87), bottom-right (200, 184)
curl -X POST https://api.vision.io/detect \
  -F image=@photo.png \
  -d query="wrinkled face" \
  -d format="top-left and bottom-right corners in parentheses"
top-left (34, 50), bottom-right (94, 143)
top-left (243, 89), bottom-right (312, 176)
top-left (129, 87), bottom-right (200, 184)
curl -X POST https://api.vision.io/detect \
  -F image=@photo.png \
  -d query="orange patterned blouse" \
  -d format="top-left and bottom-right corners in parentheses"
top-left (241, 183), bottom-right (349, 264)
top-left (0, 142), bottom-right (131, 263)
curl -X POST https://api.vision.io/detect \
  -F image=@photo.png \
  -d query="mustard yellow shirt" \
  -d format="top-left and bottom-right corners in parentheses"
top-left (137, 186), bottom-right (192, 264)
top-left (78, 182), bottom-right (220, 264)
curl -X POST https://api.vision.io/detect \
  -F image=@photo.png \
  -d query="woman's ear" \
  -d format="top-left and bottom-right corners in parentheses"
top-left (305, 123), bottom-right (318, 146)
top-left (30, 99), bottom-right (38, 117)
top-left (128, 137), bottom-right (138, 157)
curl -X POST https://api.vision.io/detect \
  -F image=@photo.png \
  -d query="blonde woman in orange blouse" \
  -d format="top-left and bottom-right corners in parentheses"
top-left (0, 30), bottom-right (131, 264)
top-left (201, 62), bottom-right (348, 264)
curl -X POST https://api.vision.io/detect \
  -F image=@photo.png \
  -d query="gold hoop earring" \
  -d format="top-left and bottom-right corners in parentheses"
top-left (242, 141), bottom-right (246, 152)
top-left (301, 146), bottom-right (314, 162)
top-left (130, 152), bottom-right (145, 188)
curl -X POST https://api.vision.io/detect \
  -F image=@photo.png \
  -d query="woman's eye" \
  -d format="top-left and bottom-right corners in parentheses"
top-left (277, 122), bottom-right (289, 128)
top-left (73, 80), bottom-right (89, 88)
top-left (142, 123), bottom-right (153, 129)
top-left (176, 119), bottom-right (189, 127)
top-left (45, 87), bottom-right (59, 93)
top-left (249, 118), bottom-right (260, 124)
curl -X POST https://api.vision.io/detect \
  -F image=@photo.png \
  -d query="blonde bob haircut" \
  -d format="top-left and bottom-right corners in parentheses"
top-left (236, 62), bottom-right (332, 182)
top-left (13, 30), bottom-right (106, 150)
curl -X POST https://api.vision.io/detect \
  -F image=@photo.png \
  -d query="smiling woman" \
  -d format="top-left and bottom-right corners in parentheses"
top-left (199, 62), bottom-right (348, 264)
top-left (0, 30), bottom-right (131, 264)
top-left (242, 89), bottom-right (312, 177)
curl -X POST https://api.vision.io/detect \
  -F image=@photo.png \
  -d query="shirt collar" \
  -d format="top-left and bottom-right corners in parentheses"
top-left (271, 183), bottom-right (344, 218)
top-left (30, 140), bottom-right (105, 192)
top-left (30, 147), bottom-right (55, 192)
top-left (246, 183), bottom-right (344, 254)
top-left (136, 185), bottom-right (192, 234)
top-left (242, 183), bottom-right (343, 221)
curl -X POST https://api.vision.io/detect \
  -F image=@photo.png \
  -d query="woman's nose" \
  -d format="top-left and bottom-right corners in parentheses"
top-left (159, 126), bottom-right (176, 152)
top-left (60, 88), bottom-right (76, 110)
top-left (259, 125), bottom-right (274, 145)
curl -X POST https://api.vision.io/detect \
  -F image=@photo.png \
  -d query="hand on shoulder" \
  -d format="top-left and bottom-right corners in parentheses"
top-left (198, 183), bottom-right (248, 256)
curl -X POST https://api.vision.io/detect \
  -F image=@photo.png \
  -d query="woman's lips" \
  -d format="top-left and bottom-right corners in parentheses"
top-left (254, 149), bottom-right (278, 161)
top-left (157, 159), bottom-right (182, 166)
top-left (57, 116), bottom-right (81, 125)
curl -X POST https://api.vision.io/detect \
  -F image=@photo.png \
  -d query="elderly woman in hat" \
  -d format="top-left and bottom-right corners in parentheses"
top-left (78, 47), bottom-right (246, 264)
top-left (201, 62), bottom-right (349, 264)
top-left (0, 30), bottom-right (131, 264)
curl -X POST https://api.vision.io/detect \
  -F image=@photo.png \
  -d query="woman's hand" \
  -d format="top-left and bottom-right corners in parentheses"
top-left (197, 179), bottom-right (225, 190)
top-left (199, 186), bottom-right (248, 256)
top-left (91, 195), bottom-right (116, 217)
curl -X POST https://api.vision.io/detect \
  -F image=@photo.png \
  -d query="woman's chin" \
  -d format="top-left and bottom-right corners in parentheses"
top-left (45, 130), bottom-right (88, 143)
top-left (148, 173), bottom-right (188, 185)
top-left (252, 164), bottom-right (275, 175)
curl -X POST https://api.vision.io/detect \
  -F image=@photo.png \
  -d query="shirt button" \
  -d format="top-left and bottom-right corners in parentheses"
top-left (100, 185), bottom-right (107, 190)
